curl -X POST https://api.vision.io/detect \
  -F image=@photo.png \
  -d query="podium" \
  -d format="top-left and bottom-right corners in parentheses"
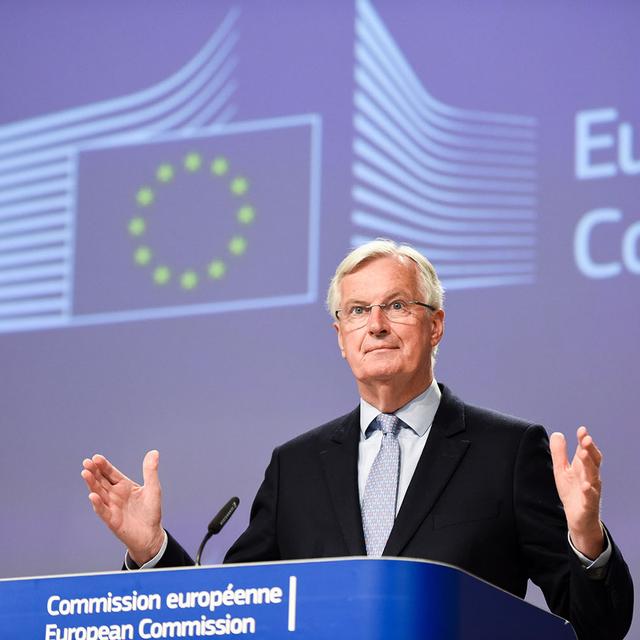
top-left (0, 557), bottom-right (576, 639)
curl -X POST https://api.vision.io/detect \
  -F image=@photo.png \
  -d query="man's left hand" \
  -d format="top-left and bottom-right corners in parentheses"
top-left (550, 427), bottom-right (605, 560)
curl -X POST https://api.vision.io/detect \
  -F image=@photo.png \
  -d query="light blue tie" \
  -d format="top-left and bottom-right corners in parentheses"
top-left (362, 413), bottom-right (401, 557)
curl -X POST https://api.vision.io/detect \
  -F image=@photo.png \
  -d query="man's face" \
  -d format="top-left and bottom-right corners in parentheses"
top-left (334, 255), bottom-right (444, 402)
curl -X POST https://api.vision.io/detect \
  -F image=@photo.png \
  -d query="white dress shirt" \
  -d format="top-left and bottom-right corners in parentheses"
top-left (358, 379), bottom-right (440, 514)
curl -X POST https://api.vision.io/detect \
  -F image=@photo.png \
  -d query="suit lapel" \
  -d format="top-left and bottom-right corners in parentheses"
top-left (384, 386), bottom-right (470, 557)
top-left (318, 407), bottom-right (367, 555)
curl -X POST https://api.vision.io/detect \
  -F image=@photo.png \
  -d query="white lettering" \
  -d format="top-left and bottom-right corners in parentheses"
top-left (576, 108), bottom-right (617, 179)
top-left (164, 585), bottom-right (282, 613)
top-left (44, 623), bottom-right (133, 640)
top-left (575, 208), bottom-right (640, 278)
top-left (622, 221), bottom-right (640, 273)
top-left (46, 591), bottom-right (161, 617)
top-left (138, 615), bottom-right (255, 638)
top-left (576, 108), bottom-right (640, 179)
top-left (48, 596), bottom-right (61, 616)
top-left (574, 208), bottom-right (622, 278)
top-left (618, 123), bottom-right (640, 175)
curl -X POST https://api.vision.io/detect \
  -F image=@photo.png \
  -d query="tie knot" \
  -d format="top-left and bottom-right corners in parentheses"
top-left (375, 413), bottom-right (400, 436)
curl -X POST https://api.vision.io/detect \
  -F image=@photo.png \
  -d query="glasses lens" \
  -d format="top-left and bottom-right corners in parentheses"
top-left (341, 300), bottom-right (414, 326)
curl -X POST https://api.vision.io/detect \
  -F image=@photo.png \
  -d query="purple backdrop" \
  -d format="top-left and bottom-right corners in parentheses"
top-left (0, 1), bottom-right (637, 636)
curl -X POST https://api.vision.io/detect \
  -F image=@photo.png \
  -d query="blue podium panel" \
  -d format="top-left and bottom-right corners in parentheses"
top-left (0, 558), bottom-right (576, 639)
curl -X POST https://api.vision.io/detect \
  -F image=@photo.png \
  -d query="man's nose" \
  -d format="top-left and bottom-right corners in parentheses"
top-left (367, 305), bottom-right (388, 334)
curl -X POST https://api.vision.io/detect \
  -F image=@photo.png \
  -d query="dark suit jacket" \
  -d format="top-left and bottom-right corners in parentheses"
top-left (160, 385), bottom-right (633, 640)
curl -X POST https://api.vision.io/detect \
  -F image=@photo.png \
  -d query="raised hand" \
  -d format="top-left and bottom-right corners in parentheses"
top-left (81, 450), bottom-right (165, 566)
top-left (550, 426), bottom-right (605, 560)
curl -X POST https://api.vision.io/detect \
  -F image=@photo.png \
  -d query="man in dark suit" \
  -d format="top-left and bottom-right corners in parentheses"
top-left (82, 240), bottom-right (633, 640)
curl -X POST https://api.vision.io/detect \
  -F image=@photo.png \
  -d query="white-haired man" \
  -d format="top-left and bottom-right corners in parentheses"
top-left (83, 239), bottom-right (633, 640)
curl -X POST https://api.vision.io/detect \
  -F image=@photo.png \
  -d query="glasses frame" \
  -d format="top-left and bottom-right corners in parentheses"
top-left (335, 300), bottom-right (436, 323)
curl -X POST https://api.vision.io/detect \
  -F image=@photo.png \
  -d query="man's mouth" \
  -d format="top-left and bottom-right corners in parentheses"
top-left (365, 346), bottom-right (397, 354)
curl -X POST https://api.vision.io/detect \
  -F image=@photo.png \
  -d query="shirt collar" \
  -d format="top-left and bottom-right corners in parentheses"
top-left (360, 379), bottom-right (441, 438)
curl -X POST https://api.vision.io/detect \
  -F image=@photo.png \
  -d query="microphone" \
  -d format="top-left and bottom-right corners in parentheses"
top-left (195, 496), bottom-right (240, 566)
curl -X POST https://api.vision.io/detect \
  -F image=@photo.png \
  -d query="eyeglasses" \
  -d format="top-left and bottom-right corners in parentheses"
top-left (335, 299), bottom-right (436, 327)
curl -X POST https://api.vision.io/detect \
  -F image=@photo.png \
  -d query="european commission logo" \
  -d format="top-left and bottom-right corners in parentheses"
top-left (351, 0), bottom-right (538, 290)
top-left (1, 1), bottom-right (538, 335)
top-left (0, 8), bottom-right (321, 334)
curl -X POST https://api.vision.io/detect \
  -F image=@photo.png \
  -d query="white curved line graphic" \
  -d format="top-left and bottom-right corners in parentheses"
top-left (352, 0), bottom-right (538, 289)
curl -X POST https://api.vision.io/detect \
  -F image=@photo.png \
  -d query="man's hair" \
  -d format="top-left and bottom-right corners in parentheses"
top-left (326, 238), bottom-right (445, 318)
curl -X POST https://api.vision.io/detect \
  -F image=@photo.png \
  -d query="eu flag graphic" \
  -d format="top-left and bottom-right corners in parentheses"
top-left (71, 118), bottom-right (320, 323)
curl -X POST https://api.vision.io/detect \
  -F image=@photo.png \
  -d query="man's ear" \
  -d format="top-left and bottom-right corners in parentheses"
top-left (333, 322), bottom-right (346, 358)
top-left (430, 309), bottom-right (445, 348)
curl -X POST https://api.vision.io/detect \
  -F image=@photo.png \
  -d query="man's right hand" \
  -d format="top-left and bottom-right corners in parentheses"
top-left (81, 450), bottom-right (165, 566)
